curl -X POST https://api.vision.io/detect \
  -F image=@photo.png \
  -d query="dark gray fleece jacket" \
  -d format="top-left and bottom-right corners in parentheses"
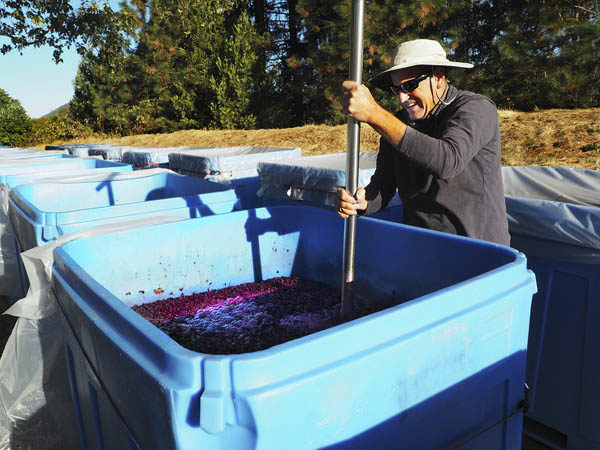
top-left (363, 85), bottom-right (510, 245)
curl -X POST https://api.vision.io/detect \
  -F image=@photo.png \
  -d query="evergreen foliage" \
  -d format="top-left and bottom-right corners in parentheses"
top-left (70, 0), bottom-right (260, 134)
top-left (0, 88), bottom-right (32, 146)
top-left (5, 0), bottom-right (597, 133)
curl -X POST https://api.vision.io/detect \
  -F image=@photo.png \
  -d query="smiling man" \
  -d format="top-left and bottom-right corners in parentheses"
top-left (338, 39), bottom-right (510, 245)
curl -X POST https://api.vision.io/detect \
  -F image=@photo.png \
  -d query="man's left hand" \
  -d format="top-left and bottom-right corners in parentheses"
top-left (341, 81), bottom-right (380, 123)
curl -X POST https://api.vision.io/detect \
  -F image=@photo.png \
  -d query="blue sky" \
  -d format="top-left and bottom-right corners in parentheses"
top-left (0, 42), bottom-right (81, 118)
top-left (0, 1), bottom-right (122, 119)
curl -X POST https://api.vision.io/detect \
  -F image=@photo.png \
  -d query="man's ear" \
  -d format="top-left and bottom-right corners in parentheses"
top-left (433, 67), bottom-right (446, 88)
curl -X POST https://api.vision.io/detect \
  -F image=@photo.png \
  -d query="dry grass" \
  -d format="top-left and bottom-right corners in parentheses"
top-left (498, 108), bottom-right (600, 169)
top-left (44, 108), bottom-right (600, 170)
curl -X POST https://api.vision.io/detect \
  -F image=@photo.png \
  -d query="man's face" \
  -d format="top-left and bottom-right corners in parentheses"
top-left (390, 67), bottom-right (436, 121)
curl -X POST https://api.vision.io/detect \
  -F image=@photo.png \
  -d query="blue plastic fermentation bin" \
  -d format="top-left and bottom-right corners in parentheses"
top-left (503, 166), bottom-right (600, 450)
top-left (516, 235), bottom-right (600, 450)
top-left (51, 205), bottom-right (536, 450)
top-left (0, 159), bottom-right (133, 298)
top-left (0, 158), bottom-right (131, 189)
top-left (7, 171), bottom-right (241, 252)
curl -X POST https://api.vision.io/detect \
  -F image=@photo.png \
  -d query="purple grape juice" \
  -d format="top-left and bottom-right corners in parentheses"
top-left (133, 276), bottom-right (382, 354)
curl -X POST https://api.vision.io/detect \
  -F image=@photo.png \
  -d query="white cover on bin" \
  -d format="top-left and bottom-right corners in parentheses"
top-left (0, 148), bottom-right (45, 156)
top-left (0, 209), bottom-right (19, 297)
top-left (0, 150), bottom-right (66, 161)
top-left (503, 166), bottom-right (600, 251)
top-left (0, 215), bottom-right (184, 450)
top-left (46, 144), bottom-right (91, 156)
top-left (258, 152), bottom-right (401, 208)
top-left (87, 145), bottom-right (130, 160)
top-left (121, 146), bottom-right (195, 167)
top-left (169, 146), bottom-right (302, 182)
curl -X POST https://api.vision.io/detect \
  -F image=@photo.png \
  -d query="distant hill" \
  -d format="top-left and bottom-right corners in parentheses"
top-left (41, 103), bottom-right (69, 118)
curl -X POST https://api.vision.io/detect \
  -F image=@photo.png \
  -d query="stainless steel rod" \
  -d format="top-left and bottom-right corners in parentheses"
top-left (341, 0), bottom-right (365, 319)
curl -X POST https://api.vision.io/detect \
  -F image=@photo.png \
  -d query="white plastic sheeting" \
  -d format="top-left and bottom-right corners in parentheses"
top-left (0, 215), bottom-right (184, 450)
top-left (120, 146), bottom-right (195, 169)
top-left (46, 144), bottom-right (93, 157)
top-left (0, 148), bottom-right (51, 158)
top-left (169, 146), bottom-right (302, 183)
top-left (87, 145), bottom-right (131, 161)
top-left (503, 166), bottom-right (600, 251)
top-left (0, 151), bottom-right (67, 162)
top-left (0, 209), bottom-right (20, 297)
top-left (257, 152), bottom-right (402, 208)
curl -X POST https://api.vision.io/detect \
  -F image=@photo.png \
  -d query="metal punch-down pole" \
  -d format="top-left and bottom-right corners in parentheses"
top-left (341, 0), bottom-right (365, 319)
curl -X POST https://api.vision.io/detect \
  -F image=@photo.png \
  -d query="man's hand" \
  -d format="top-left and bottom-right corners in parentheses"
top-left (335, 187), bottom-right (367, 219)
top-left (341, 81), bottom-right (380, 123)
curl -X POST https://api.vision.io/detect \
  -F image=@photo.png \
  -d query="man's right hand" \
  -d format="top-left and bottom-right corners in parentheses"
top-left (335, 187), bottom-right (367, 219)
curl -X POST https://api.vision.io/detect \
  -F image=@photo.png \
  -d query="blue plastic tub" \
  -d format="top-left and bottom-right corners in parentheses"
top-left (514, 236), bottom-right (600, 450)
top-left (51, 205), bottom-right (536, 450)
top-left (0, 158), bottom-right (131, 189)
top-left (0, 159), bottom-right (132, 299)
top-left (503, 166), bottom-right (600, 450)
top-left (7, 171), bottom-right (241, 252)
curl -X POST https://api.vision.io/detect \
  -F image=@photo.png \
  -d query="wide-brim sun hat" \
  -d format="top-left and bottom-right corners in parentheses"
top-left (370, 39), bottom-right (474, 89)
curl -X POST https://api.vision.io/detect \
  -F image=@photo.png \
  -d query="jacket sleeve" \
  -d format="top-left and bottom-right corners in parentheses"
top-left (362, 138), bottom-right (400, 215)
top-left (397, 95), bottom-right (498, 180)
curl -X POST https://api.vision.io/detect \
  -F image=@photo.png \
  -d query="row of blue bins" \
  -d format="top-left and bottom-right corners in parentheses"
top-left (4, 144), bottom-right (594, 449)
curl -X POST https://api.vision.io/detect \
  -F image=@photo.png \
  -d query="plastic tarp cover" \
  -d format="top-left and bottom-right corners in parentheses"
top-left (67, 147), bottom-right (92, 157)
top-left (0, 148), bottom-right (46, 157)
top-left (169, 146), bottom-right (302, 182)
top-left (257, 152), bottom-right (402, 208)
top-left (120, 146), bottom-right (194, 168)
top-left (0, 215), bottom-right (184, 450)
top-left (0, 209), bottom-right (20, 297)
top-left (503, 166), bottom-right (600, 251)
top-left (87, 145), bottom-right (130, 161)
top-left (45, 144), bottom-right (91, 157)
top-left (0, 151), bottom-right (67, 161)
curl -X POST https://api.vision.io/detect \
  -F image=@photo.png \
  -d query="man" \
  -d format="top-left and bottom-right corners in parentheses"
top-left (337, 39), bottom-right (510, 245)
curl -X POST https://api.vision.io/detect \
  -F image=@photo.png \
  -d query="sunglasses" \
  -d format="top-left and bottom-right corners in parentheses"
top-left (390, 73), bottom-right (429, 95)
